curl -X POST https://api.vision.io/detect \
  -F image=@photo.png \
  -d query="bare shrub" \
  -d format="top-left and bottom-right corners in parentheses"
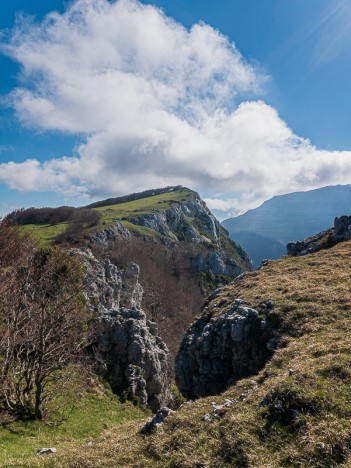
top-left (0, 224), bottom-right (91, 421)
top-left (56, 209), bottom-right (101, 244)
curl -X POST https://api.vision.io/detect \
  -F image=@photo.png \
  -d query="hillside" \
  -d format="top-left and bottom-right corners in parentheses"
top-left (14, 186), bottom-right (251, 277)
top-left (12, 237), bottom-right (351, 467)
top-left (9, 187), bottom-right (251, 363)
top-left (222, 184), bottom-right (351, 266)
top-left (14, 187), bottom-right (194, 245)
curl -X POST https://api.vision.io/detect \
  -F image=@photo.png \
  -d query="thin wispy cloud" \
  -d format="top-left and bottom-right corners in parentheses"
top-left (0, 0), bottom-right (351, 214)
top-left (0, 145), bottom-right (14, 153)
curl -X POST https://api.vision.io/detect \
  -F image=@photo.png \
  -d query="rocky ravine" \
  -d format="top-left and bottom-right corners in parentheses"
top-left (68, 190), bottom-right (252, 411)
top-left (175, 215), bottom-right (351, 402)
top-left (71, 248), bottom-right (171, 411)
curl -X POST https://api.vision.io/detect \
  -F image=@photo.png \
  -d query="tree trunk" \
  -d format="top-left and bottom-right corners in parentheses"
top-left (34, 379), bottom-right (43, 420)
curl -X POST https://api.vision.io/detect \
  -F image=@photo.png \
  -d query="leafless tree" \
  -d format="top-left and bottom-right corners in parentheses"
top-left (0, 221), bottom-right (91, 420)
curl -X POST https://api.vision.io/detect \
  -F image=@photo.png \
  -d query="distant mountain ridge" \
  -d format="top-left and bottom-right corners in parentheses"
top-left (222, 184), bottom-right (351, 267)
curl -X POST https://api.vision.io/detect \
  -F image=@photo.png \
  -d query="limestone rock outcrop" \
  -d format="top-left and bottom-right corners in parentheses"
top-left (190, 250), bottom-right (244, 278)
top-left (129, 196), bottom-right (219, 243)
top-left (287, 215), bottom-right (351, 257)
top-left (129, 192), bottom-right (251, 276)
top-left (88, 221), bottom-right (131, 245)
top-left (98, 309), bottom-right (171, 411)
top-left (71, 248), bottom-right (143, 312)
top-left (175, 298), bottom-right (279, 399)
top-left (140, 406), bottom-right (174, 435)
top-left (71, 248), bottom-right (171, 411)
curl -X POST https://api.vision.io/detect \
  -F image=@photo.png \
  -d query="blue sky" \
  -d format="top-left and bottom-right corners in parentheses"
top-left (1, 0), bottom-right (351, 217)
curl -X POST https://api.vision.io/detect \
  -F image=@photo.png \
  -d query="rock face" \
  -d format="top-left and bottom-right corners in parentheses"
top-left (71, 248), bottom-right (143, 312)
top-left (129, 197), bottom-right (217, 243)
top-left (190, 250), bottom-right (243, 278)
top-left (175, 298), bottom-right (279, 399)
top-left (98, 309), bottom-right (170, 411)
top-left (88, 221), bottom-right (131, 245)
top-left (140, 406), bottom-right (174, 435)
top-left (129, 192), bottom-right (251, 276)
top-left (71, 248), bottom-right (171, 411)
top-left (287, 215), bottom-right (351, 257)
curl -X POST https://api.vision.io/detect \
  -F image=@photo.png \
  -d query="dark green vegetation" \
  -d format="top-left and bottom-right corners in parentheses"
top-left (222, 184), bottom-right (351, 266)
top-left (7, 206), bottom-right (101, 246)
top-left (13, 239), bottom-right (351, 467)
top-left (85, 185), bottom-right (185, 209)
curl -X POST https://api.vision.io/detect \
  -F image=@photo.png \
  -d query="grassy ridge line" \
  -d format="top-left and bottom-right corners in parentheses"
top-left (19, 188), bottom-right (193, 245)
top-left (21, 240), bottom-right (351, 467)
top-left (85, 185), bottom-right (185, 209)
top-left (94, 187), bottom-right (192, 224)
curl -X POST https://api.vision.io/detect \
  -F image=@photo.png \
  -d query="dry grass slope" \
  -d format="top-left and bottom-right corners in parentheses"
top-left (9, 240), bottom-right (351, 467)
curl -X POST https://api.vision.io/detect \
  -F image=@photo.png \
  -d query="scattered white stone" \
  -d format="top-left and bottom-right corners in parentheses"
top-left (140, 407), bottom-right (174, 435)
top-left (223, 399), bottom-right (234, 407)
top-left (201, 413), bottom-right (212, 422)
top-left (36, 448), bottom-right (57, 456)
top-left (212, 404), bottom-right (224, 411)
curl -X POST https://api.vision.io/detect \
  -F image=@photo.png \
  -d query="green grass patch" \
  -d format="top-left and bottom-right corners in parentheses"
top-left (20, 223), bottom-right (68, 246)
top-left (94, 188), bottom-right (192, 224)
top-left (121, 220), bottom-right (158, 238)
top-left (0, 390), bottom-right (148, 466)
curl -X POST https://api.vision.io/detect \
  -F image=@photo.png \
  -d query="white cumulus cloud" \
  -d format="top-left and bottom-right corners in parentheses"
top-left (1, 0), bottom-right (351, 213)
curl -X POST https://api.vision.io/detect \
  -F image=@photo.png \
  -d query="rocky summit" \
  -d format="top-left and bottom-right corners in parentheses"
top-left (92, 186), bottom-right (251, 278)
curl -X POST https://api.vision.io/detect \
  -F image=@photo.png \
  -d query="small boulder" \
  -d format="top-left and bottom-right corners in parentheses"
top-left (201, 413), bottom-right (212, 422)
top-left (36, 448), bottom-right (57, 456)
top-left (140, 407), bottom-right (174, 435)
